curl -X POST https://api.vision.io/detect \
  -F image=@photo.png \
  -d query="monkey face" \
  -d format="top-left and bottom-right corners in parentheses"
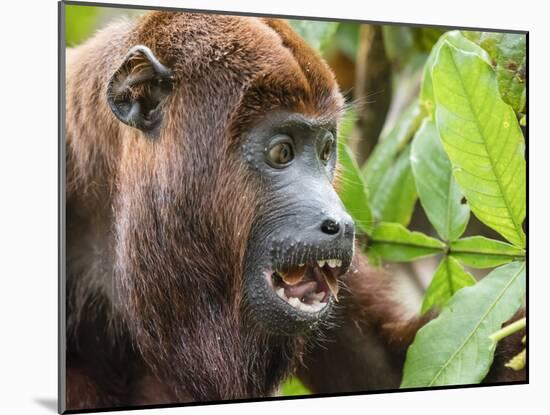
top-left (241, 111), bottom-right (355, 335)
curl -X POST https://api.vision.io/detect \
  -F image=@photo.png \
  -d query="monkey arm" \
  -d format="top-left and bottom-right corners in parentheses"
top-left (297, 251), bottom-right (526, 393)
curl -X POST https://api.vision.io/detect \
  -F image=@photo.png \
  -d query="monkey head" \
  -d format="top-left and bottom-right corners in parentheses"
top-left (101, 14), bottom-right (354, 396)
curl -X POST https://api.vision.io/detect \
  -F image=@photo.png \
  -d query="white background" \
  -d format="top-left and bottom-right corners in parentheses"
top-left (0, 0), bottom-right (546, 414)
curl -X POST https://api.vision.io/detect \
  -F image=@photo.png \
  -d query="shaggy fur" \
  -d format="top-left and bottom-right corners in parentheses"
top-left (66, 12), bottom-right (342, 409)
top-left (65, 11), bottom-right (525, 411)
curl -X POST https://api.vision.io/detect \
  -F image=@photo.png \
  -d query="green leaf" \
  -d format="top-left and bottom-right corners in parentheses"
top-left (421, 256), bottom-right (476, 314)
top-left (520, 115), bottom-right (526, 127)
top-left (450, 236), bottom-right (526, 268)
top-left (463, 32), bottom-right (526, 113)
top-left (368, 222), bottom-right (445, 262)
top-left (337, 108), bottom-right (373, 234)
top-left (461, 31), bottom-right (502, 59)
top-left (421, 31), bottom-right (490, 118)
top-left (362, 101), bottom-right (424, 226)
top-left (280, 377), bottom-right (311, 396)
top-left (66, 5), bottom-right (101, 46)
top-left (401, 261), bottom-right (526, 387)
top-left (363, 101), bottom-right (423, 184)
top-left (366, 247), bottom-right (382, 268)
top-left (493, 34), bottom-right (527, 114)
top-left (337, 143), bottom-right (374, 234)
top-left (411, 118), bottom-right (470, 241)
top-left (505, 348), bottom-right (526, 371)
top-left (370, 145), bottom-right (417, 225)
top-left (288, 20), bottom-right (339, 53)
top-left (432, 42), bottom-right (526, 247)
top-left (363, 102), bottom-right (421, 183)
top-left (338, 107), bottom-right (357, 147)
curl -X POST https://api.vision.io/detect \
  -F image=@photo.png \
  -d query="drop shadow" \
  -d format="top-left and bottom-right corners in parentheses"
top-left (34, 398), bottom-right (57, 413)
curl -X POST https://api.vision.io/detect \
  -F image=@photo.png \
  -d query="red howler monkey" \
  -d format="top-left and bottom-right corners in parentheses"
top-left (64, 10), bottom-right (525, 412)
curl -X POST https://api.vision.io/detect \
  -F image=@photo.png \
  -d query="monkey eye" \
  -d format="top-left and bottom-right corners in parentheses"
top-left (267, 136), bottom-right (295, 167)
top-left (320, 135), bottom-right (335, 163)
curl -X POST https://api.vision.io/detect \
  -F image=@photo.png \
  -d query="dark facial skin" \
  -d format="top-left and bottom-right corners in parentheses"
top-left (241, 112), bottom-right (355, 335)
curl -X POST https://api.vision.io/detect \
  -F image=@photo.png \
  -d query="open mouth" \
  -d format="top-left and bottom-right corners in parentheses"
top-left (266, 259), bottom-right (345, 314)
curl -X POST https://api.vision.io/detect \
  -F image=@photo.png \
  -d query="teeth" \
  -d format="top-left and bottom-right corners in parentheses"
top-left (276, 287), bottom-right (287, 300)
top-left (316, 259), bottom-right (343, 268)
top-left (296, 301), bottom-right (307, 312)
top-left (327, 259), bottom-right (342, 268)
top-left (297, 299), bottom-right (326, 313)
top-left (280, 267), bottom-right (306, 285)
top-left (309, 291), bottom-right (325, 302)
top-left (281, 290), bottom-right (329, 313)
top-left (271, 256), bottom-right (344, 312)
top-left (321, 270), bottom-right (340, 302)
top-left (299, 302), bottom-right (313, 312)
top-left (310, 301), bottom-right (327, 312)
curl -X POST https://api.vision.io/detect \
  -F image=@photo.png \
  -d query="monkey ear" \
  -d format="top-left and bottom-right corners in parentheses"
top-left (107, 45), bottom-right (173, 138)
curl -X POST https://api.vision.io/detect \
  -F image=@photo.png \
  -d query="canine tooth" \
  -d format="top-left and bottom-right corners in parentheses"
top-left (281, 268), bottom-right (305, 285)
top-left (288, 297), bottom-right (301, 308)
top-left (321, 270), bottom-right (340, 302)
top-left (276, 287), bottom-right (286, 300)
top-left (317, 259), bottom-right (326, 268)
top-left (310, 292), bottom-right (325, 302)
top-left (298, 263), bottom-right (305, 267)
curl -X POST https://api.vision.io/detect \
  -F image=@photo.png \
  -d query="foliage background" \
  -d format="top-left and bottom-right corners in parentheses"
top-left (66, 5), bottom-right (527, 396)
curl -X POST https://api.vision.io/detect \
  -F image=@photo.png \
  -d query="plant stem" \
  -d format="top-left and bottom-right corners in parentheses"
top-left (489, 317), bottom-right (526, 343)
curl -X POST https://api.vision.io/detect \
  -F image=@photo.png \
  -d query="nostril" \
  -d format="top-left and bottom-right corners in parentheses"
top-left (321, 219), bottom-right (340, 235)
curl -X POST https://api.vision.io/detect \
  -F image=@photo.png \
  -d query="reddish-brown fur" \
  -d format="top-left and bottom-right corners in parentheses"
top-left (66, 11), bottom-right (342, 410)
top-left (65, 11), bottom-right (525, 412)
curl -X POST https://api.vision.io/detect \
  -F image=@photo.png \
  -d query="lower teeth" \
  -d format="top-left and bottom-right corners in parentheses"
top-left (275, 287), bottom-right (326, 313)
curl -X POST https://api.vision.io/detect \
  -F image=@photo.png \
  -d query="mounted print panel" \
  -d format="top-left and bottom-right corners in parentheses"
top-left (60, 1), bottom-right (527, 413)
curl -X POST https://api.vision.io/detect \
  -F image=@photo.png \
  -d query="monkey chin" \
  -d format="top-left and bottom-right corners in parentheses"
top-left (244, 251), bottom-right (351, 336)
